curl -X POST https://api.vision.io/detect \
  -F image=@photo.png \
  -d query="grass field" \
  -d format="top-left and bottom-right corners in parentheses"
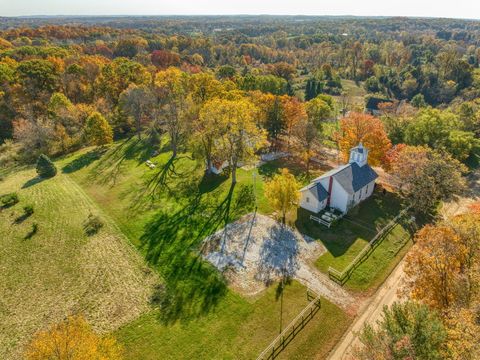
top-left (296, 189), bottom-right (413, 292)
top-left (56, 137), bottom-right (350, 359)
top-left (0, 167), bottom-right (154, 359)
top-left (1, 135), bottom-right (414, 358)
top-left (115, 281), bottom-right (351, 360)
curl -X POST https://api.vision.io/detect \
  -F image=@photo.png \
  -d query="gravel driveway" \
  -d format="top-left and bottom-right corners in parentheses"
top-left (202, 212), bottom-right (354, 308)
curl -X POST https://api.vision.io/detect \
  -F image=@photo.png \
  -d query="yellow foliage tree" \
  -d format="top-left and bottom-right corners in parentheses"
top-left (215, 98), bottom-right (267, 185)
top-left (444, 308), bottom-right (480, 360)
top-left (25, 315), bottom-right (123, 360)
top-left (404, 225), bottom-right (467, 310)
top-left (154, 67), bottom-right (193, 158)
top-left (264, 168), bottom-right (300, 224)
top-left (84, 111), bottom-right (113, 146)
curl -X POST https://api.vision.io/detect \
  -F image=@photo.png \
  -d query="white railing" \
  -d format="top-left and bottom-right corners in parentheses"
top-left (310, 215), bottom-right (331, 228)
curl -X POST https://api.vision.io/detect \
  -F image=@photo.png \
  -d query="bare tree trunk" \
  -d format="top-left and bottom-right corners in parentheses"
top-left (171, 137), bottom-right (177, 158)
top-left (231, 166), bottom-right (237, 184)
top-left (206, 157), bottom-right (212, 174)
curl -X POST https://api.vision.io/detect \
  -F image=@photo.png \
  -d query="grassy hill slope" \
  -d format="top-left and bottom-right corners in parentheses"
top-left (0, 167), bottom-right (155, 359)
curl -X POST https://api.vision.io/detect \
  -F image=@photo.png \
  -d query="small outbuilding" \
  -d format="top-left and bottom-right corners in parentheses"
top-left (365, 97), bottom-right (393, 116)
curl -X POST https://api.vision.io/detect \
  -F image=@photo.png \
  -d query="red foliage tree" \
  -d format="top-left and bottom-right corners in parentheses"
top-left (151, 50), bottom-right (181, 69)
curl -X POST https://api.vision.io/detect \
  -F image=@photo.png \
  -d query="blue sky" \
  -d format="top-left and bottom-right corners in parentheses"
top-left (1, 0), bottom-right (479, 19)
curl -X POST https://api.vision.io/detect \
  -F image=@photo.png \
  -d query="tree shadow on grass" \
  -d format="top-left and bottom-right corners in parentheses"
top-left (86, 138), bottom-right (145, 186)
top-left (141, 182), bottom-right (255, 324)
top-left (62, 148), bottom-right (107, 174)
top-left (22, 176), bottom-right (46, 189)
top-left (198, 172), bottom-right (229, 194)
top-left (258, 157), bottom-right (320, 185)
top-left (14, 212), bottom-right (32, 224)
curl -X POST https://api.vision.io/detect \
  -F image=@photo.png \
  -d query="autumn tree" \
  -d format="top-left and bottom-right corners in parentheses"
top-left (305, 95), bottom-right (334, 131)
top-left (113, 36), bottom-right (147, 58)
top-left (337, 112), bottom-right (392, 166)
top-left (216, 98), bottom-right (267, 185)
top-left (154, 67), bottom-right (193, 158)
top-left (404, 225), bottom-right (467, 310)
top-left (25, 315), bottom-right (122, 360)
top-left (391, 146), bottom-right (466, 214)
top-left (281, 96), bottom-right (306, 148)
top-left (151, 49), bottom-right (181, 69)
top-left (196, 98), bottom-right (228, 173)
top-left (292, 116), bottom-right (319, 175)
top-left (119, 84), bottom-right (155, 139)
top-left (265, 96), bottom-right (285, 148)
top-left (448, 212), bottom-right (480, 305)
top-left (444, 307), bottom-right (480, 360)
top-left (189, 72), bottom-right (223, 105)
top-left (264, 168), bottom-right (300, 224)
top-left (84, 112), bottom-right (113, 146)
top-left (97, 57), bottom-right (151, 107)
top-left (356, 301), bottom-right (447, 360)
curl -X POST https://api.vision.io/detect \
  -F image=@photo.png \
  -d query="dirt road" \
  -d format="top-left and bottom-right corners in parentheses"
top-left (328, 259), bottom-right (406, 360)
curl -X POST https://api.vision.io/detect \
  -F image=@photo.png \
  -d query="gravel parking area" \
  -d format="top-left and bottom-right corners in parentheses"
top-left (202, 213), bottom-right (354, 308)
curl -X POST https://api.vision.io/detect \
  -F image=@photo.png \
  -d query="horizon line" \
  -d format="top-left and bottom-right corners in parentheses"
top-left (1, 14), bottom-right (479, 21)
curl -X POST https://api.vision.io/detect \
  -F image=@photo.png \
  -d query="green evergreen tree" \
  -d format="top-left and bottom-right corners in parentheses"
top-left (36, 154), bottom-right (57, 178)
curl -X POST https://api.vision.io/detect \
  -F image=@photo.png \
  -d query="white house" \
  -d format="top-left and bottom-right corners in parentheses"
top-left (299, 143), bottom-right (378, 214)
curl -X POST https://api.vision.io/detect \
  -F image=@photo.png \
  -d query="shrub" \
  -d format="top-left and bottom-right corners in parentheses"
top-left (23, 205), bottom-right (34, 216)
top-left (36, 154), bottom-right (57, 178)
top-left (1, 192), bottom-right (19, 208)
top-left (83, 214), bottom-right (104, 236)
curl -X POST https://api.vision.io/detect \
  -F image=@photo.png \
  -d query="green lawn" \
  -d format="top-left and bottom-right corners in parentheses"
top-left (296, 189), bottom-right (413, 292)
top-left (57, 137), bottom-right (350, 359)
top-left (116, 281), bottom-right (350, 360)
top-left (0, 167), bottom-right (152, 360)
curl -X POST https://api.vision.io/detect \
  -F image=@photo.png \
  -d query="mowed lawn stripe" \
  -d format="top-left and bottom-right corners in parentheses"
top-left (0, 169), bottom-right (155, 360)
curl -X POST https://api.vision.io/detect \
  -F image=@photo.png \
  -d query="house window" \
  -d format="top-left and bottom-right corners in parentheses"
top-left (306, 196), bottom-right (310, 203)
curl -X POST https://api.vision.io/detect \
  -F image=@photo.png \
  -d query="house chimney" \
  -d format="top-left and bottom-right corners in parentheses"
top-left (349, 142), bottom-right (368, 167)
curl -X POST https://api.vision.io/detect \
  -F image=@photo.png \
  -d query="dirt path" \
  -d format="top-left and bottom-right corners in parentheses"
top-left (295, 261), bottom-right (355, 310)
top-left (327, 259), bottom-right (406, 360)
top-left (441, 168), bottom-right (480, 218)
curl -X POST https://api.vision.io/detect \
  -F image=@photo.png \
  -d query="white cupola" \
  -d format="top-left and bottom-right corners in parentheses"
top-left (349, 142), bottom-right (368, 167)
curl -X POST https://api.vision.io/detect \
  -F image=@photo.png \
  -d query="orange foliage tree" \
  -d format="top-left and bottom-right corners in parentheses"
top-left (337, 112), bottom-right (392, 166)
top-left (25, 315), bottom-right (123, 360)
top-left (404, 225), bottom-right (467, 310)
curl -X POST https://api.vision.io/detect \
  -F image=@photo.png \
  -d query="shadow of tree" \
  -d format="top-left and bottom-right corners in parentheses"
top-left (258, 157), bottom-right (323, 185)
top-left (140, 182), bottom-right (256, 324)
top-left (198, 172), bottom-right (229, 194)
top-left (87, 138), bottom-right (146, 186)
top-left (62, 148), bottom-right (107, 174)
top-left (22, 176), bottom-right (46, 189)
top-left (256, 225), bottom-right (300, 285)
top-left (14, 212), bottom-right (32, 224)
top-left (24, 223), bottom-right (38, 240)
